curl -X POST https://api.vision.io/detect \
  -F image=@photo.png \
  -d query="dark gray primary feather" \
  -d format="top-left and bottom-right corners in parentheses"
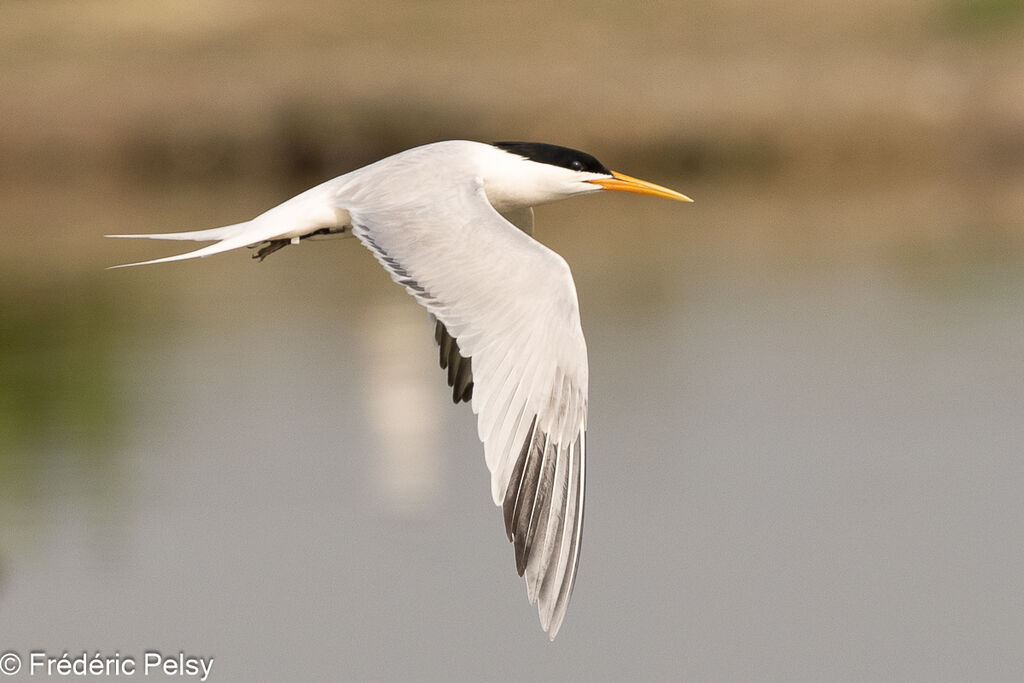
top-left (506, 422), bottom-right (544, 573)
top-left (434, 319), bottom-right (474, 403)
top-left (501, 416), bottom-right (562, 578)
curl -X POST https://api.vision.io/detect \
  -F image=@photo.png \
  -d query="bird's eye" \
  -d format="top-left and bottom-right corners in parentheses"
top-left (571, 160), bottom-right (584, 171)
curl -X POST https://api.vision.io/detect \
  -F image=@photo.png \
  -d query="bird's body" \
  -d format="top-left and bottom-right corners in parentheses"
top-left (109, 140), bottom-right (690, 638)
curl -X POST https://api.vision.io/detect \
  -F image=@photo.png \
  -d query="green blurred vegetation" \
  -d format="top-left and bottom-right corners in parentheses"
top-left (0, 278), bottom-right (123, 502)
top-left (946, 0), bottom-right (1024, 33)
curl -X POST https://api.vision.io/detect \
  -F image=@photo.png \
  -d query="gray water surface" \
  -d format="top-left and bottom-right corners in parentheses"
top-left (1, 179), bottom-right (1022, 681)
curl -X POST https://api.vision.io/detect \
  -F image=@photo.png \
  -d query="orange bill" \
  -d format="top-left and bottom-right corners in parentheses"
top-left (588, 170), bottom-right (693, 202)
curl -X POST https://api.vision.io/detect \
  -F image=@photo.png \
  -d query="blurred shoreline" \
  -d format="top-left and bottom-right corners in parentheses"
top-left (1, 0), bottom-right (1022, 279)
top-left (2, 0), bottom-right (1022, 187)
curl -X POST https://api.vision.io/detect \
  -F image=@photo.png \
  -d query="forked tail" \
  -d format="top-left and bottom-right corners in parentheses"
top-left (106, 220), bottom-right (305, 268)
top-left (108, 174), bottom-right (355, 268)
top-left (106, 224), bottom-right (244, 242)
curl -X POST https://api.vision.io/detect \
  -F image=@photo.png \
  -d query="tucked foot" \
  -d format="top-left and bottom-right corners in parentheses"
top-left (251, 239), bottom-right (289, 261)
top-left (249, 227), bottom-right (349, 261)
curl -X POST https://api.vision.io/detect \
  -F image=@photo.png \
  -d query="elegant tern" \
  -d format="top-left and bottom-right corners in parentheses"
top-left (109, 140), bottom-right (691, 638)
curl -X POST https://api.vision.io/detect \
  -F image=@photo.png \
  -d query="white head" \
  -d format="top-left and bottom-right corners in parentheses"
top-left (479, 141), bottom-right (692, 213)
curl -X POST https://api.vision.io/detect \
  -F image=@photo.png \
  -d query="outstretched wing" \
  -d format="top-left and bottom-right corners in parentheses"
top-left (349, 179), bottom-right (588, 639)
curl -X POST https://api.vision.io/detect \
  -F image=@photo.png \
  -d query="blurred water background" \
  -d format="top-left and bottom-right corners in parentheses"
top-left (1, 1), bottom-right (1023, 680)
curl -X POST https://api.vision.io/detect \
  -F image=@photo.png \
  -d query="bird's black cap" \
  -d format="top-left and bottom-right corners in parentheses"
top-left (491, 142), bottom-right (611, 176)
